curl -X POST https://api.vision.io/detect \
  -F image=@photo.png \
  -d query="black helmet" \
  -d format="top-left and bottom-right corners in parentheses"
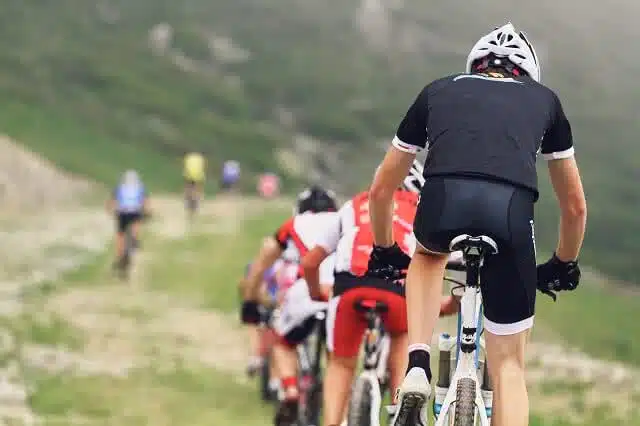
top-left (295, 185), bottom-right (337, 214)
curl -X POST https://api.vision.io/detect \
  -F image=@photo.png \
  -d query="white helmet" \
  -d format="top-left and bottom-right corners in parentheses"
top-left (401, 159), bottom-right (425, 194)
top-left (465, 22), bottom-right (541, 82)
top-left (122, 169), bottom-right (140, 185)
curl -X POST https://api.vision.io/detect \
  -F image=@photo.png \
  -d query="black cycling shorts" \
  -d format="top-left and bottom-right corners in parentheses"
top-left (281, 316), bottom-right (318, 347)
top-left (413, 176), bottom-right (537, 334)
top-left (116, 212), bottom-right (142, 233)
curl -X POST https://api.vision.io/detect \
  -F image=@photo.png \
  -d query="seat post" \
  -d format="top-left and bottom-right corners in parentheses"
top-left (464, 253), bottom-right (482, 288)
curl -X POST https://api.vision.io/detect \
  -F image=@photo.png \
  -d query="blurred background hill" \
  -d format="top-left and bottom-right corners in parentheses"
top-left (1, 0), bottom-right (638, 279)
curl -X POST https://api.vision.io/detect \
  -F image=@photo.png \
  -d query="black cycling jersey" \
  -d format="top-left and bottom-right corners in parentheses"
top-left (392, 72), bottom-right (574, 200)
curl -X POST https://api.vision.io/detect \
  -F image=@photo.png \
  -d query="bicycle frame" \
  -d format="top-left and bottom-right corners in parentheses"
top-left (297, 310), bottom-right (326, 426)
top-left (354, 311), bottom-right (390, 426)
top-left (435, 285), bottom-right (489, 426)
top-left (435, 235), bottom-right (497, 426)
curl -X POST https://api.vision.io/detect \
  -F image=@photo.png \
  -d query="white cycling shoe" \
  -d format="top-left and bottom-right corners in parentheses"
top-left (390, 367), bottom-right (431, 426)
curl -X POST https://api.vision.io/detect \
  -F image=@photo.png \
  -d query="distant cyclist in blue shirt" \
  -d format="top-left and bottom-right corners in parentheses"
top-left (220, 160), bottom-right (241, 191)
top-left (106, 170), bottom-right (150, 268)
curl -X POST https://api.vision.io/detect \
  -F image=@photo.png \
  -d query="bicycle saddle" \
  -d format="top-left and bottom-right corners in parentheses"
top-left (449, 234), bottom-right (498, 258)
top-left (354, 299), bottom-right (388, 314)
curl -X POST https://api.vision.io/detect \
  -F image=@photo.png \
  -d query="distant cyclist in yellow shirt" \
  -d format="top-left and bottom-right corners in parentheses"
top-left (183, 151), bottom-right (206, 215)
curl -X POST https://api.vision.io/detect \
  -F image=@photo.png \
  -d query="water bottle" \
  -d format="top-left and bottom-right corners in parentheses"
top-left (479, 359), bottom-right (493, 420)
top-left (434, 333), bottom-right (456, 418)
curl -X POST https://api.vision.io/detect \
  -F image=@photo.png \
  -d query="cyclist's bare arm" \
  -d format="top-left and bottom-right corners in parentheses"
top-left (369, 146), bottom-right (415, 246)
top-left (547, 157), bottom-right (587, 261)
top-left (242, 236), bottom-right (283, 300)
top-left (301, 246), bottom-right (330, 301)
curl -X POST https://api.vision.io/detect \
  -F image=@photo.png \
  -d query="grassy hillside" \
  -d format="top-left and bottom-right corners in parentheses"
top-left (1, 0), bottom-right (638, 280)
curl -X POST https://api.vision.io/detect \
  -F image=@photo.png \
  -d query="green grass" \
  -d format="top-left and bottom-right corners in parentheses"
top-left (28, 367), bottom-right (273, 426)
top-left (146, 207), bottom-right (289, 311)
top-left (536, 283), bottom-right (640, 365)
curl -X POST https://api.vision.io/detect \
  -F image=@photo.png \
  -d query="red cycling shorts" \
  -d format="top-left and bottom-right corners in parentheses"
top-left (326, 286), bottom-right (407, 358)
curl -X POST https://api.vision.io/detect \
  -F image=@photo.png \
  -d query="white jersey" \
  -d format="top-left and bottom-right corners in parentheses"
top-left (272, 211), bottom-right (338, 336)
top-left (274, 211), bottom-right (339, 285)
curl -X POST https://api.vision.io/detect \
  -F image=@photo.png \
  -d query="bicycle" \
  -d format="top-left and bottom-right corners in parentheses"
top-left (432, 234), bottom-right (497, 426)
top-left (346, 299), bottom-right (392, 426)
top-left (257, 305), bottom-right (279, 403)
top-left (115, 212), bottom-right (150, 280)
top-left (296, 310), bottom-right (327, 426)
top-left (185, 192), bottom-right (199, 221)
top-left (115, 224), bottom-right (138, 280)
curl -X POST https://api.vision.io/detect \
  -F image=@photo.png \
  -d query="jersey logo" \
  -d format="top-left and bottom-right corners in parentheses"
top-left (453, 74), bottom-right (523, 84)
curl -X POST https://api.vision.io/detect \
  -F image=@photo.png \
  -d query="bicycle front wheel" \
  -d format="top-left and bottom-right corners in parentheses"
top-left (453, 378), bottom-right (476, 426)
top-left (347, 376), bottom-right (373, 426)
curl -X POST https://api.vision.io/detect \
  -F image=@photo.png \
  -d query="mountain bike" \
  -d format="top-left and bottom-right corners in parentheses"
top-left (184, 182), bottom-right (202, 222)
top-left (257, 305), bottom-right (279, 403)
top-left (115, 224), bottom-right (138, 280)
top-left (297, 310), bottom-right (327, 426)
top-left (115, 212), bottom-right (150, 280)
top-left (346, 299), bottom-right (392, 426)
top-left (433, 235), bottom-right (496, 426)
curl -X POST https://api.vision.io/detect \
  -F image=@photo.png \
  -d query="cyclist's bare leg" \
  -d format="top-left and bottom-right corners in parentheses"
top-left (388, 333), bottom-right (408, 401)
top-left (196, 181), bottom-right (204, 201)
top-left (130, 220), bottom-right (141, 243)
top-left (438, 295), bottom-right (460, 317)
top-left (322, 354), bottom-right (357, 426)
top-left (404, 248), bottom-right (448, 376)
top-left (486, 330), bottom-right (529, 426)
top-left (246, 324), bottom-right (262, 373)
top-left (272, 341), bottom-right (299, 399)
top-left (115, 231), bottom-right (125, 261)
top-left (183, 182), bottom-right (191, 200)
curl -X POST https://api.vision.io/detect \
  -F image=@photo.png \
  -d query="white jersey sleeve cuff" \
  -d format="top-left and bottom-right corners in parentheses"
top-left (542, 146), bottom-right (575, 160)
top-left (392, 136), bottom-right (423, 154)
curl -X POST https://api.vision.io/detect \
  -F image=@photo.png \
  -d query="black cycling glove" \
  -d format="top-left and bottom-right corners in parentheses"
top-left (536, 253), bottom-right (581, 302)
top-left (240, 300), bottom-right (262, 325)
top-left (366, 243), bottom-right (411, 279)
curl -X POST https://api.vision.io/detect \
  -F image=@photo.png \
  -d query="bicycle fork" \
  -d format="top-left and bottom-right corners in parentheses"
top-left (434, 285), bottom-right (491, 426)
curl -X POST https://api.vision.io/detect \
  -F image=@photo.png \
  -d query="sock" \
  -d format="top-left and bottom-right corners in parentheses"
top-left (406, 343), bottom-right (432, 382)
top-left (281, 376), bottom-right (298, 400)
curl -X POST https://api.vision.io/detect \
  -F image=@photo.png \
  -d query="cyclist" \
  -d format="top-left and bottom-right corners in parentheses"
top-left (240, 185), bottom-right (339, 426)
top-left (300, 165), bottom-right (458, 426)
top-left (106, 170), bottom-right (150, 269)
top-left (367, 22), bottom-right (587, 426)
top-left (220, 159), bottom-right (241, 191)
top-left (183, 151), bottom-right (206, 208)
top-left (242, 261), bottom-right (279, 377)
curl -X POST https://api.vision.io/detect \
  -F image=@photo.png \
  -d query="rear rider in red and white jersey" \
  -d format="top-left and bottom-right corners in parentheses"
top-left (241, 185), bottom-right (339, 426)
top-left (301, 163), bottom-right (458, 426)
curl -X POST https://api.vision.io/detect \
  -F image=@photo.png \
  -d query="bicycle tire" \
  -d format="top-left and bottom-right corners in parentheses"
top-left (307, 379), bottom-right (322, 426)
top-left (347, 376), bottom-right (373, 426)
top-left (453, 378), bottom-right (476, 426)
